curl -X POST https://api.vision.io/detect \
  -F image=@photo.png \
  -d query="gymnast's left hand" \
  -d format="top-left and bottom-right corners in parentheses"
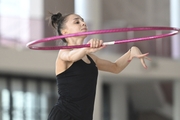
top-left (128, 46), bottom-right (151, 69)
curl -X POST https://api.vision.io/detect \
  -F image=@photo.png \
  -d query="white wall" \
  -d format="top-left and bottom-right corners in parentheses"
top-left (0, 47), bottom-right (180, 80)
top-left (0, 47), bottom-right (57, 77)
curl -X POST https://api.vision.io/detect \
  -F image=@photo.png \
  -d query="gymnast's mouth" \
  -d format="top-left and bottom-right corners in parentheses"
top-left (81, 28), bottom-right (87, 31)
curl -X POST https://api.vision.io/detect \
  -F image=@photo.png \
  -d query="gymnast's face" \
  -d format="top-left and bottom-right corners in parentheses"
top-left (61, 14), bottom-right (87, 36)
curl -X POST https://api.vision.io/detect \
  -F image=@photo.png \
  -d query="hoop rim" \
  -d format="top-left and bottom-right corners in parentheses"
top-left (26, 26), bottom-right (180, 50)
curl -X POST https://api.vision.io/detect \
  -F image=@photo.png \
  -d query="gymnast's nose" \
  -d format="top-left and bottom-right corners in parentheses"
top-left (81, 21), bottom-right (86, 27)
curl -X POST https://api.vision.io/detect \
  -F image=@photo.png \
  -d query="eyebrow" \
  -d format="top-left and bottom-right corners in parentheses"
top-left (73, 17), bottom-right (84, 21)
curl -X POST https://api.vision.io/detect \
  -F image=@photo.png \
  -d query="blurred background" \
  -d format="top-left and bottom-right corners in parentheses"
top-left (0, 0), bottom-right (180, 120)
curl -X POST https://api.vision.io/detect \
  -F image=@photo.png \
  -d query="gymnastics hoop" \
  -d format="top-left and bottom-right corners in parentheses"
top-left (26, 26), bottom-right (180, 50)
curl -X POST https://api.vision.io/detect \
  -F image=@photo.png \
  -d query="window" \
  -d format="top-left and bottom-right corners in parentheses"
top-left (0, 0), bottom-right (30, 47)
top-left (0, 0), bottom-right (43, 49)
top-left (0, 74), bottom-right (58, 120)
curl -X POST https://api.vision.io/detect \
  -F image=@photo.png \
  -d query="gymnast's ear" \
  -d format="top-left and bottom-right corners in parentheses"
top-left (61, 29), bottom-right (67, 35)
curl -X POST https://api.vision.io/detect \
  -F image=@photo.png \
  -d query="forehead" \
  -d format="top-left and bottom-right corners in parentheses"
top-left (66, 14), bottom-right (83, 21)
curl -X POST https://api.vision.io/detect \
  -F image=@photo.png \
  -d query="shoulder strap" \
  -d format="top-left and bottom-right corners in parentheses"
top-left (86, 55), bottom-right (95, 64)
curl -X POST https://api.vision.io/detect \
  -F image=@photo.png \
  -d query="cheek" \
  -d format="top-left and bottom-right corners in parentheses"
top-left (68, 27), bottom-right (80, 33)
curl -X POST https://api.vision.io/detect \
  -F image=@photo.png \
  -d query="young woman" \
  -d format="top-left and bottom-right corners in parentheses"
top-left (48, 12), bottom-right (150, 120)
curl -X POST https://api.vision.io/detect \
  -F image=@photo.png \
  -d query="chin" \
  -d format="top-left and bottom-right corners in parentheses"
top-left (81, 35), bottom-right (87, 39)
top-left (81, 29), bottom-right (88, 32)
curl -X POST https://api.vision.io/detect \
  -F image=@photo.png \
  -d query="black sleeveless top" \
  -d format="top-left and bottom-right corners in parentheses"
top-left (56, 55), bottom-right (98, 120)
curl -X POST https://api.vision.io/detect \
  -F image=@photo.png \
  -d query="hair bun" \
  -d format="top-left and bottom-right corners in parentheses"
top-left (51, 12), bottom-right (62, 24)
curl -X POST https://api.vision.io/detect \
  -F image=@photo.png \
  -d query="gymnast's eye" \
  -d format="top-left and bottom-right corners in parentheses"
top-left (75, 21), bottom-right (80, 24)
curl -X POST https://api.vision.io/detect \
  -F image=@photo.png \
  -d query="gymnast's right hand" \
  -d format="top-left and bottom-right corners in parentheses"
top-left (86, 38), bottom-right (105, 53)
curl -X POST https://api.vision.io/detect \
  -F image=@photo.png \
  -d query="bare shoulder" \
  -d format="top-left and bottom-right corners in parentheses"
top-left (58, 49), bottom-right (73, 61)
top-left (56, 50), bottom-right (73, 75)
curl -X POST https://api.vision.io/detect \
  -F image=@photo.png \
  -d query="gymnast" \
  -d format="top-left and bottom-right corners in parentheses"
top-left (47, 12), bottom-right (150, 120)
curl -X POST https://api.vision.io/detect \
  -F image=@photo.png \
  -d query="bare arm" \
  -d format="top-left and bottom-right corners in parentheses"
top-left (59, 48), bottom-right (88, 62)
top-left (90, 46), bottom-right (150, 74)
top-left (58, 39), bottom-right (105, 62)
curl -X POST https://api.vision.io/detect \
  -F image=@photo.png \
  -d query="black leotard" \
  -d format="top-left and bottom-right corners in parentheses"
top-left (48, 55), bottom-right (98, 120)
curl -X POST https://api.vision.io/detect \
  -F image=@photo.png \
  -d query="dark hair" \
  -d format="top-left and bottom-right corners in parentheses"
top-left (50, 12), bottom-right (71, 42)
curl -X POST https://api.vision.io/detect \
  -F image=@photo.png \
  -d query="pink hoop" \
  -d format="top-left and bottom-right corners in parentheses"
top-left (26, 26), bottom-right (180, 50)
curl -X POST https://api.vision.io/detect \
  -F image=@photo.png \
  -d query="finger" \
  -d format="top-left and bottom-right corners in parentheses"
top-left (89, 39), bottom-right (93, 47)
top-left (90, 39), bottom-right (103, 48)
top-left (95, 39), bottom-right (100, 47)
top-left (139, 53), bottom-right (151, 61)
top-left (97, 39), bottom-right (103, 47)
top-left (97, 45), bottom-right (106, 50)
top-left (92, 39), bottom-right (97, 48)
top-left (135, 53), bottom-right (150, 59)
top-left (138, 53), bottom-right (149, 57)
top-left (93, 39), bottom-right (101, 48)
top-left (140, 58), bottom-right (147, 69)
top-left (92, 39), bottom-right (95, 47)
top-left (99, 40), bottom-right (103, 47)
top-left (144, 56), bottom-right (151, 61)
top-left (90, 45), bottom-right (105, 53)
top-left (99, 40), bottom-right (103, 46)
